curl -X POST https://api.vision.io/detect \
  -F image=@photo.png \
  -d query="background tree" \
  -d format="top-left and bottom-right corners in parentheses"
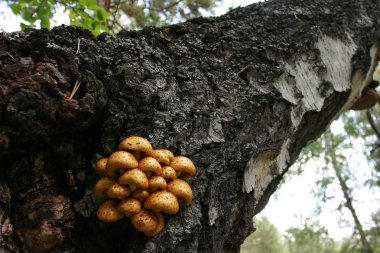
top-left (5, 0), bottom-right (222, 34)
top-left (295, 111), bottom-right (379, 253)
top-left (284, 220), bottom-right (338, 253)
top-left (240, 217), bottom-right (287, 253)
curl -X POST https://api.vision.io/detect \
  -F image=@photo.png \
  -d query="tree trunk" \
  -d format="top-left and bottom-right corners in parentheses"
top-left (326, 131), bottom-right (373, 253)
top-left (0, 0), bottom-right (379, 252)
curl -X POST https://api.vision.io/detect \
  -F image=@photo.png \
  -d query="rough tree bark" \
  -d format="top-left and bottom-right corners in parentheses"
top-left (0, 0), bottom-right (379, 252)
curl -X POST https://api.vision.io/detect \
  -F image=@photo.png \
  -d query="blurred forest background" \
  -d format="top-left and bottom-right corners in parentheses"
top-left (1, 0), bottom-right (379, 252)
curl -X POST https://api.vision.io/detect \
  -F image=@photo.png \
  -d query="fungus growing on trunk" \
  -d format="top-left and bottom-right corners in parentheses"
top-left (93, 136), bottom-right (196, 236)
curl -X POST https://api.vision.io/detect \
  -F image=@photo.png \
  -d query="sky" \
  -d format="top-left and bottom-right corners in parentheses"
top-left (1, 0), bottom-right (378, 243)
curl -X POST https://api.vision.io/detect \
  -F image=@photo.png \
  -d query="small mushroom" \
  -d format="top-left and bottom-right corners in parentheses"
top-left (118, 197), bottom-right (141, 216)
top-left (139, 157), bottom-right (162, 176)
top-left (144, 190), bottom-right (179, 214)
top-left (145, 212), bottom-right (165, 236)
top-left (97, 200), bottom-right (124, 222)
top-left (147, 150), bottom-right (171, 166)
top-left (119, 168), bottom-right (149, 191)
top-left (161, 166), bottom-right (177, 181)
top-left (106, 151), bottom-right (138, 177)
top-left (170, 156), bottom-right (196, 178)
top-left (106, 183), bottom-right (131, 199)
top-left (132, 188), bottom-right (150, 200)
top-left (93, 177), bottom-right (116, 200)
top-left (148, 176), bottom-right (167, 192)
top-left (167, 179), bottom-right (193, 205)
top-left (160, 149), bottom-right (174, 162)
top-left (131, 209), bottom-right (159, 234)
top-left (119, 136), bottom-right (153, 160)
top-left (95, 157), bottom-right (108, 176)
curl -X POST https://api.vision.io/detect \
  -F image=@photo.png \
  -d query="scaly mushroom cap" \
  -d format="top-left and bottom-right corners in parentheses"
top-left (144, 212), bottom-right (165, 236)
top-left (119, 136), bottom-right (153, 153)
top-left (170, 156), bottom-right (196, 178)
top-left (95, 157), bottom-right (108, 176)
top-left (139, 157), bottom-right (162, 176)
top-left (118, 197), bottom-right (141, 216)
top-left (147, 150), bottom-right (170, 166)
top-left (167, 179), bottom-right (193, 205)
top-left (106, 151), bottom-right (138, 177)
top-left (160, 149), bottom-right (174, 162)
top-left (131, 209), bottom-right (159, 234)
top-left (144, 190), bottom-right (179, 214)
top-left (93, 177), bottom-right (116, 200)
top-left (119, 168), bottom-right (149, 190)
top-left (97, 200), bottom-right (124, 222)
top-left (132, 189), bottom-right (150, 199)
top-left (106, 183), bottom-right (131, 199)
top-left (351, 87), bottom-right (379, 110)
top-left (161, 166), bottom-right (177, 180)
top-left (148, 176), bottom-right (167, 192)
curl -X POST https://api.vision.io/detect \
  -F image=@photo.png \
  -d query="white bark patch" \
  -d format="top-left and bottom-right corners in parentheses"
top-left (316, 35), bottom-right (356, 92)
top-left (243, 139), bottom-right (290, 197)
top-left (272, 34), bottom-right (357, 127)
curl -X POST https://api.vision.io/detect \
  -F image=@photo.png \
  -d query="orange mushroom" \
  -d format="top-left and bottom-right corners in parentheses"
top-left (139, 157), bottom-right (162, 176)
top-left (106, 183), bottom-right (131, 199)
top-left (167, 179), bottom-right (193, 205)
top-left (170, 156), bottom-right (196, 178)
top-left (118, 197), bottom-right (141, 216)
top-left (93, 177), bottom-right (116, 200)
top-left (97, 200), bottom-right (124, 222)
top-left (144, 190), bottom-right (179, 214)
top-left (118, 168), bottom-right (149, 191)
top-left (131, 209), bottom-right (159, 234)
top-left (106, 151), bottom-right (138, 177)
top-left (147, 150), bottom-right (171, 166)
top-left (119, 136), bottom-right (153, 160)
top-left (95, 157), bottom-right (108, 176)
top-left (148, 176), bottom-right (167, 192)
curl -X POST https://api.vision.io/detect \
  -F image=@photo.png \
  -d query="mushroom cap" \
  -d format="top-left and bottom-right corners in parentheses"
top-left (119, 136), bottom-right (153, 153)
top-left (106, 183), bottom-right (131, 199)
top-left (95, 157), bottom-right (108, 176)
top-left (118, 197), bottom-right (141, 215)
top-left (132, 188), bottom-right (150, 199)
top-left (144, 190), bottom-right (179, 214)
top-left (351, 87), bottom-right (379, 110)
top-left (160, 149), bottom-right (174, 162)
top-left (139, 157), bottom-right (162, 175)
top-left (93, 177), bottom-right (116, 200)
top-left (167, 179), bottom-right (193, 205)
top-left (96, 200), bottom-right (124, 222)
top-left (119, 168), bottom-right (149, 189)
top-left (148, 176), bottom-right (167, 192)
top-left (161, 166), bottom-right (177, 180)
top-left (144, 212), bottom-right (165, 236)
top-left (147, 150), bottom-right (171, 165)
top-left (131, 209), bottom-right (159, 234)
top-left (106, 151), bottom-right (138, 177)
top-left (170, 156), bottom-right (196, 178)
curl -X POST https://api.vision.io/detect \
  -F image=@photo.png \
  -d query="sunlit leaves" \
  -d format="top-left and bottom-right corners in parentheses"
top-left (6, 0), bottom-right (109, 35)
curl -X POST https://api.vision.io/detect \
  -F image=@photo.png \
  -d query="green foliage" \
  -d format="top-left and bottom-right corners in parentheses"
top-left (5, 0), bottom-right (221, 34)
top-left (284, 220), bottom-right (338, 253)
top-left (6, 0), bottom-right (109, 35)
top-left (240, 217), bottom-right (288, 253)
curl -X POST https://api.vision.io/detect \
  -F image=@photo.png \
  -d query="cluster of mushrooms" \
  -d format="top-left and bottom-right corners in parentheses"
top-left (93, 136), bottom-right (195, 236)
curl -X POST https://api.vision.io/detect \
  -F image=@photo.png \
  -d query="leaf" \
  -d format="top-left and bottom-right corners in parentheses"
top-left (9, 4), bottom-right (22, 14)
top-left (20, 22), bottom-right (34, 30)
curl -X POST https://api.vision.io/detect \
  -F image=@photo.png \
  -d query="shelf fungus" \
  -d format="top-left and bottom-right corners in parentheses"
top-left (93, 136), bottom-right (196, 236)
